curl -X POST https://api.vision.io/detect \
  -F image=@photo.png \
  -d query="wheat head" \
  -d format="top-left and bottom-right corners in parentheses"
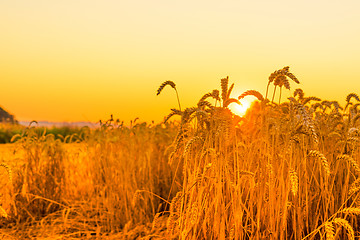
top-left (157, 80), bottom-right (176, 95)
top-left (308, 150), bottom-right (330, 177)
top-left (324, 222), bottom-right (335, 240)
top-left (333, 218), bottom-right (355, 240)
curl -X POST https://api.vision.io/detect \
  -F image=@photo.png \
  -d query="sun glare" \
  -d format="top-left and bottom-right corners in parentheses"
top-left (231, 99), bottom-right (252, 117)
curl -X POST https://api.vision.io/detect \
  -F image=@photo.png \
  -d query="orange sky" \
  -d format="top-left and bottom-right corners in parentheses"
top-left (1, 1), bottom-right (360, 123)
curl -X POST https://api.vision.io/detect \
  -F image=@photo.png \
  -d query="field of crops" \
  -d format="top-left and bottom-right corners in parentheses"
top-left (1, 67), bottom-right (360, 239)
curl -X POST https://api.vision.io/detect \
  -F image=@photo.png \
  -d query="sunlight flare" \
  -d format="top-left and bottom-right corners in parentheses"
top-left (230, 99), bottom-right (252, 116)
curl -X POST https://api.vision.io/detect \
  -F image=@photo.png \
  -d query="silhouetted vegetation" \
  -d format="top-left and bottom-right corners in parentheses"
top-left (0, 106), bottom-right (17, 124)
top-left (2, 67), bottom-right (360, 239)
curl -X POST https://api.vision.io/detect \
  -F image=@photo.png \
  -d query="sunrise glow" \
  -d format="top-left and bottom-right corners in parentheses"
top-left (0, 0), bottom-right (359, 124)
top-left (230, 99), bottom-right (252, 117)
top-left (2, 1), bottom-right (360, 239)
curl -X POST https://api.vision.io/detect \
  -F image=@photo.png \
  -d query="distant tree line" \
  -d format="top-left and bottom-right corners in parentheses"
top-left (0, 106), bottom-right (17, 124)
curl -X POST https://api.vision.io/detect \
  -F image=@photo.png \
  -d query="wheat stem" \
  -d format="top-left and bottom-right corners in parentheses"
top-left (175, 88), bottom-right (182, 111)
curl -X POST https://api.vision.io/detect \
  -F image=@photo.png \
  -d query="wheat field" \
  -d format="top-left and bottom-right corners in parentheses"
top-left (1, 67), bottom-right (360, 239)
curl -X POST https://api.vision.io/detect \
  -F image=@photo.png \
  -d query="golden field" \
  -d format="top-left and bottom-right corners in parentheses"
top-left (1, 67), bottom-right (360, 239)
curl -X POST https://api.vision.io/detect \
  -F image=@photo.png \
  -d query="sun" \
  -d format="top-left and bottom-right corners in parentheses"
top-left (230, 99), bottom-right (252, 117)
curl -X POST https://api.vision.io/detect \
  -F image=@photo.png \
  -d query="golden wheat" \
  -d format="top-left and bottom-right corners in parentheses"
top-left (302, 96), bottom-right (321, 105)
top-left (340, 207), bottom-right (360, 215)
top-left (351, 113), bottom-right (360, 125)
top-left (333, 218), bottom-right (355, 240)
top-left (5, 67), bottom-right (360, 239)
top-left (189, 203), bottom-right (199, 225)
top-left (285, 71), bottom-right (300, 84)
top-left (337, 154), bottom-right (360, 175)
top-left (226, 83), bottom-right (235, 101)
top-left (0, 206), bottom-right (7, 218)
top-left (164, 108), bottom-right (182, 123)
top-left (198, 89), bottom-right (221, 104)
top-left (289, 168), bottom-right (298, 196)
top-left (221, 76), bottom-right (229, 102)
top-left (238, 90), bottom-right (265, 102)
top-left (324, 222), bottom-right (335, 240)
top-left (294, 88), bottom-right (304, 99)
top-left (157, 80), bottom-right (176, 95)
top-left (291, 100), bottom-right (319, 144)
top-left (157, 80), bottom-right (182, 111)
top-left (308, 150), bottom-right (331, 177)
top-left (346, 93), bottom-right (360, 103)
top-left (349, 178), bottom-right (360, 195)
top-left (183, 136), bottom-right (204, 157)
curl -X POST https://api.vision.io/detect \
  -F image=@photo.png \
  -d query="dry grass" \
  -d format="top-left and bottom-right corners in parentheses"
top-left (1, 66), bottom-right (360, 239)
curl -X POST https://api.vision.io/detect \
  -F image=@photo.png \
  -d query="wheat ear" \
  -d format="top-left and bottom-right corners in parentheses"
top-left (183, 136), bottom-right (204, 157)
top-left (333, 218), bottom-right (354, 240)
top-left (291, 100), bottom-right (319, 144)
top-left (349, 178), bottom-right (360, 195)
top-left (294, 88), bottom-right (304, 99)
top-left (345, 93), bottom-right (360, 111)
top-left (337, 154), bottom-right (360, 175)
top-left (340, 207), bottom-right (360, 215)
top-left (346, 93), bottom-right (360, 103)
top-left (308, 150), bottom-right (330, 177)
top-left (221, 76), bottom-right (229, 103)
top-left (238, 90), bottom-right (265, 102)
top-left (157, 80), bottom-right (181, 111)
top-left (324, 222), bottom-right (335, 240)
top-left (289, 168), bottom-right (299, 196)
top-left (0, 163), bottom-right (12, 183)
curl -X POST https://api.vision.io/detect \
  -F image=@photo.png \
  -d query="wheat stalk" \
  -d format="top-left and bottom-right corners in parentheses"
top-left (221, 76), bottom-right (229, 103)
top-left (289, 168), bottom-right (299, 196)
top-left (345, 93), bottom-right (360, 111)
top-left (346, 93), bottom-right (360, 103)
top-left (224, 98), bottom-right (241, 108)
top-left (324, 222), bottom-right (335, 240)
top-left (337, 154), bottom-right (360, 175)
top-left (197, 100), bottom-right (214, 110)
top-left (183, 136), bottom-right (204, 157)
top-left (266, 66), bottom-right (299, 102)
top-left (333, 218), bottom-right (355, 240)
top-left (294, 88), bottom-right (304, 99)
top-left (157, 80), bottom-right (182, 111)
top-left (340, 207), bottom-right (360, 215)
top-left (238, 170), bottom-right (255, 177)
top-left (302, 96), bottom-right (321, 105)
top-left (349, 178), bottom-right (360, 195)
top-left (238, 90), bottom-right (265, 102)
top-left (190, 203), bottom-right (199, 225)
top-left (151, 212), bottom-right (162, 231)
top-left (226, 83), bottom-right (235, 101)
top-left (0, 206), bottom-right (7, 218)
top-left (198, 89), bottom-right (221, 104)
top-left (229, 224), bottom-right (235, 240)
top-left (351, 113), bottom-right (360, 126)
top-left (308, 150), bottom-right (330, 177)
top-left (0, 163), bottom-right (12, 183)
top-left (157, 80), bottom-right (176, 95)
top-left (291, 100), bottom-right (319, 144)
top-left (285, 71), bottom-right (300, 84)
top-left (164, 108), bottom-right (183, 123)
top-left (311, 102), bottom-right (324, 112)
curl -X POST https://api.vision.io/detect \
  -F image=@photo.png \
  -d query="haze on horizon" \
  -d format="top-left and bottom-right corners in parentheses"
top-left (1, 0), bottom-right (360, 124)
